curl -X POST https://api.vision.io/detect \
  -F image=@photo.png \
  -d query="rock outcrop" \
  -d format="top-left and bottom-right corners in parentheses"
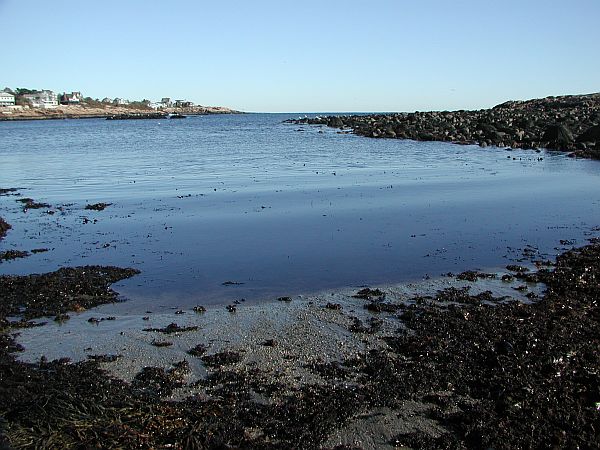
top-left (287, 93), bottom-right (600, 159)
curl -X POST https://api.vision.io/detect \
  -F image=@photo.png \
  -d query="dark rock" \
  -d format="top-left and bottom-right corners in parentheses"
top-left (325, 302), bottom-right (342, 310)
top-left (143, 322), bottom-right (198, 334)
top-left (577, 124), bottom-right (600, 142)
top-left (0, 250), bottom-right (29, 262)
top-left (151, 340), bottom-right (173, 347)
top-left (0, 217), bottom-right (11, 240)
top-left (542, 124), bottom-right (574, 146)
top-left (202, 351), bottom-right (243, 367)
top-left (85, 202), bottom-right (112, 211)
top-left (187, 344), bottom-right (208, 356)
top-left (222, 280), bottom-right (244, 286)
top-left (352, 288), bottom-right (385, 300)
top-left (285, 93), bottom-right (600, 159)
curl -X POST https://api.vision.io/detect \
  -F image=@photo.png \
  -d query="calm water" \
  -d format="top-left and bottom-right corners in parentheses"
top-left (1, 114), bottom-right (599, 312)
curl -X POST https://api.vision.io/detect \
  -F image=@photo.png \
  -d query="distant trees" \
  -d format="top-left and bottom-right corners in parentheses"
top-left (14, 88), bottom-right (35, 106)
top-left (15, 88), bottom-right (36, 96)
top-left (126, 100), bottom-right (152, 110)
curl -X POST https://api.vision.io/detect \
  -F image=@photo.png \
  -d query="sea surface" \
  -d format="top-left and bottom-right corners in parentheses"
top-left (1, 113), bottom-right (599, 312)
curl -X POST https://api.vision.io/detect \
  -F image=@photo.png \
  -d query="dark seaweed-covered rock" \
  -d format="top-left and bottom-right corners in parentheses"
top-left (85, 202), bottom-right (112, 211)
top-left (0, 265), bottom-right (140, 319)
top-left (16, 197), bottom-right (51, 210)
top-left (577, 123), bottom-right (600, 142)
top-left (0, 217), bottom-right (11, 240)
top-left (132, 361), bottom-right (189, 398)
top-left (352, 288), bottom-right (385, 300)
top-left (542, 124), bottom-right (574, 147)
top-left (143, 322), bottom-right (198, 334)
top-left (151, 340), bottom-right (173, 347)
top-left (456, 270), bottom-right (496, 282)
top-left (349, 317), bottom-right (383, 334)
top-left (364, 301), bottom-right (400, 313)
top-left (187, 344), bottom-right (208, 357)
top-left (325, 302), bottom-right (342, 310)
top-left (0, 250), bottom-right (29, 262)
top-left (202, 351), bottom-right (243, 368)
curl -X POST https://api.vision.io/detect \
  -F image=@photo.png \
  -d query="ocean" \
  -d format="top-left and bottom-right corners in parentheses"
top-left (1, 113), bottom-right (599, 312)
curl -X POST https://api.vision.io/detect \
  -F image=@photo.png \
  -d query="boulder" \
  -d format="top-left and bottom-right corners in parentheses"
top-left (577, 124), bottom-right (600, 142)
top-left (542, 124), bottom-right (574, 145)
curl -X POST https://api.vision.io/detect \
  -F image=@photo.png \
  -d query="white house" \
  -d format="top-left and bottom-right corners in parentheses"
top-left (23, 90), bottom-right (58, 108)
top-left (0, 91), bottom-right (15, 106)
top-left (113, 98), bottom-right (129, 105)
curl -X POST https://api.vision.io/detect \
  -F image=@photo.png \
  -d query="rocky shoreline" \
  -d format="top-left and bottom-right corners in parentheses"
top-left (286, 93), bottom-right (600, 159)
top-left (0, 104), bottom-right (241, 122)
top-left (1, 196), bottom-right (599, 448)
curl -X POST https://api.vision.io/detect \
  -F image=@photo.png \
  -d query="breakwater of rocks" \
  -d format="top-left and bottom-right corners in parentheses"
top-left (106, 112), bottom-right (167, 120)
top-left (287, 93), bottom-right (600, 159)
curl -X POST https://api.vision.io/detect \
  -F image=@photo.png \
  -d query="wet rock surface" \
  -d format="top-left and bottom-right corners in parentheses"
top-left (0, 243), bottom-right (599, 448)
top-left (286, 93), bottom-right (600, 159)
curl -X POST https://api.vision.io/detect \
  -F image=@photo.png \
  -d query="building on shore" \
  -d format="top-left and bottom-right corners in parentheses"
top-left (113, 98), bottom-right (129, 105)
top-left (60, 92), bottom-right (83, 105)
top-left (0, 91), bottom-right (15, 106)
top-left (23, 90), bottom-right (58, 108)
top-left (174, 99), bottom-right (194, 108)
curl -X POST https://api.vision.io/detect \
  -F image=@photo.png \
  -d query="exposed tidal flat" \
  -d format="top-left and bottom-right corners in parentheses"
top-left (1, 109), bottom-right (600, 447)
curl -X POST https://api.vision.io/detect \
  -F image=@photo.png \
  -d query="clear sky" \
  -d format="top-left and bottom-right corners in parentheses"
top-left (1, 0), bottom-right (599, 112)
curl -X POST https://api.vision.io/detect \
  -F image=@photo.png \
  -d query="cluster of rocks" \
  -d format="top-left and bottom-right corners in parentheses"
top-left (287, 93), bottom-right (600, 159)
top-left (106, 113), bottom-right (167, 120)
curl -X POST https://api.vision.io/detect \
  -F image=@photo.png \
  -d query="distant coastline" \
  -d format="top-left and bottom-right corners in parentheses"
top-left (0, 103), bottom-right (242, 121)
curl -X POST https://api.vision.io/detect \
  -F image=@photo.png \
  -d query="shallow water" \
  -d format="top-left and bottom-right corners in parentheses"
top-left (1, 114), bottom-right (599, 311)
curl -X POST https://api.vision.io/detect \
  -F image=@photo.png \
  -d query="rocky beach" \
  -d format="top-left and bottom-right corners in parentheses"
top-left (287, 93), bottom-right (600, 159)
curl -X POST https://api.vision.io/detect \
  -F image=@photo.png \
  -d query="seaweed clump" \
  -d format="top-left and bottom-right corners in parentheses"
top-left (0, 265), bottom-right (140, 320)
top-left (0, 217), bottom-right (11, 240)
top-left (0, 244), bottom-right (599, 448)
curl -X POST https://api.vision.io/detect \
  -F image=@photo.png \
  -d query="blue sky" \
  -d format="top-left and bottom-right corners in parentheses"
top-left (1, 0), bottom-right (599, 112)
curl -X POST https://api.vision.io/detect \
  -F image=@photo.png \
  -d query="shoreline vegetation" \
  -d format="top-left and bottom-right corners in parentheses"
top-left (0, 103), bottom-right (241, 121)
top-left (286, 93), bottom-right (600, 159)
top-left (1, 194), bottom-right (600, 447)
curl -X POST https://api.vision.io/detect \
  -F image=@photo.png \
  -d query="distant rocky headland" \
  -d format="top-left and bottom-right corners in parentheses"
top-left (0, 104), bottom-right (240, 121)
top-left (287, 93), bottom-right (600, 159)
